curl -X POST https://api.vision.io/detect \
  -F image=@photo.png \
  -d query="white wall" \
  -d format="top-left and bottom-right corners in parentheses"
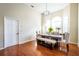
top-left (0, 4), bottom-right (41, 49)
top-left (0, 16), bottom-right (4, 50)
top-left (63, 5), bottom-right (70, 33)
top-left (70, 4), bottom-right (78, 44)
top-left (78, 4), bottom-right (79, 47)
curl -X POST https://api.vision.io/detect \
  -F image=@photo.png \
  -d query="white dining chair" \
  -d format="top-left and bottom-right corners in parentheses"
top-left (60, 32), bottom-right (69, 52)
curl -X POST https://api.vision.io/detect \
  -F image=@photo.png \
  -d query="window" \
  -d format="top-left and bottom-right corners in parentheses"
top-left (43, 16), bottom-right (69, 33)
top-left (45, 19), bottom-right (50, 32)
top-left (52, 16), bottom-right (62, 32)
top-left (44, 16), bottom-right (62, 33)
top-left (63, 16), bottom-right (69, 32)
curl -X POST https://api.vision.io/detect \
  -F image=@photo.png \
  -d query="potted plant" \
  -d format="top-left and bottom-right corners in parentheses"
top-left (48, 27), bottom-right (53, 34)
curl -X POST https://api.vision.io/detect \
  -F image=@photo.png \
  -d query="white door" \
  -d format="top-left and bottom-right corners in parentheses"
top-left (4, 16), bottom-right (19, 48)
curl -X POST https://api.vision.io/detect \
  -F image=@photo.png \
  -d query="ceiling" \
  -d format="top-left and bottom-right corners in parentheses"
top-left (25, 3), bottom-right (69, 14)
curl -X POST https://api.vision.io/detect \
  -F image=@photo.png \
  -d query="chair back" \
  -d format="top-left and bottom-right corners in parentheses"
top-left (64, 32), bottom-right (69, 44)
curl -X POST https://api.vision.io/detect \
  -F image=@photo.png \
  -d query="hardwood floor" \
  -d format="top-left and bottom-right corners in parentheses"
top-left (0, 40), bottom-right (79, 56)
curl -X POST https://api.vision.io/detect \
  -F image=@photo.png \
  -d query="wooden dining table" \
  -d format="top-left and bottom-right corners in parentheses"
top-left (37, 34), bottom-right (63, 49)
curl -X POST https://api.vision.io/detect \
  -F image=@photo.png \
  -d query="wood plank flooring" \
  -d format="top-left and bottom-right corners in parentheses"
top-left (0, 40), bottom-right (79, 56)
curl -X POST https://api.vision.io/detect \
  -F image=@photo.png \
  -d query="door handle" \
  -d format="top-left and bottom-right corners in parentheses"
top-left (16, 32), bottom-right (19, 35)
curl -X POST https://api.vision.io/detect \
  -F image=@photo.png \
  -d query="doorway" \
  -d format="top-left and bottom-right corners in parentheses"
top-left (4, 16), bottom-right (19, 48)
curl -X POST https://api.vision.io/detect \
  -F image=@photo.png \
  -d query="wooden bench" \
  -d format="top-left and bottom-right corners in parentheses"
top-left (36, 37), bottom-right (56, 49)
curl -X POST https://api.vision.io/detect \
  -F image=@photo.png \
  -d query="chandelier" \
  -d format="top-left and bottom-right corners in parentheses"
top-left (42, 3), bottom-right (50, 16)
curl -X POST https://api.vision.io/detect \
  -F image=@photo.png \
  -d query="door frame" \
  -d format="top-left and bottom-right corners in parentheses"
top-left (3, 16), bottom-right (19, 48)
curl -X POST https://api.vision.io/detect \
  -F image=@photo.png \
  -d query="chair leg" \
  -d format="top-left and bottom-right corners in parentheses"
top-left (66, 44), bottom-right (69, 52)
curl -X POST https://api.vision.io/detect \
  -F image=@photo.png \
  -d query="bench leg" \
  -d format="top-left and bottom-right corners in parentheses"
top-left (50, 43), bottom-right (52, 50)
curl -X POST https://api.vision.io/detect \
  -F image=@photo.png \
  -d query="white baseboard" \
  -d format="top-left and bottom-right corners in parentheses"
top-left (0, 47), bottom-right (4, 50)
top-left (0, 39), bottom-right (35, 51)
top-left (78, 43), bottom-right (79, 47)
top-left (69, 42), bottom-right (78, 45)
top-left (19, 39), bottom-right (35, 44)
top-left (69, 42), bottom-right (79, 47)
